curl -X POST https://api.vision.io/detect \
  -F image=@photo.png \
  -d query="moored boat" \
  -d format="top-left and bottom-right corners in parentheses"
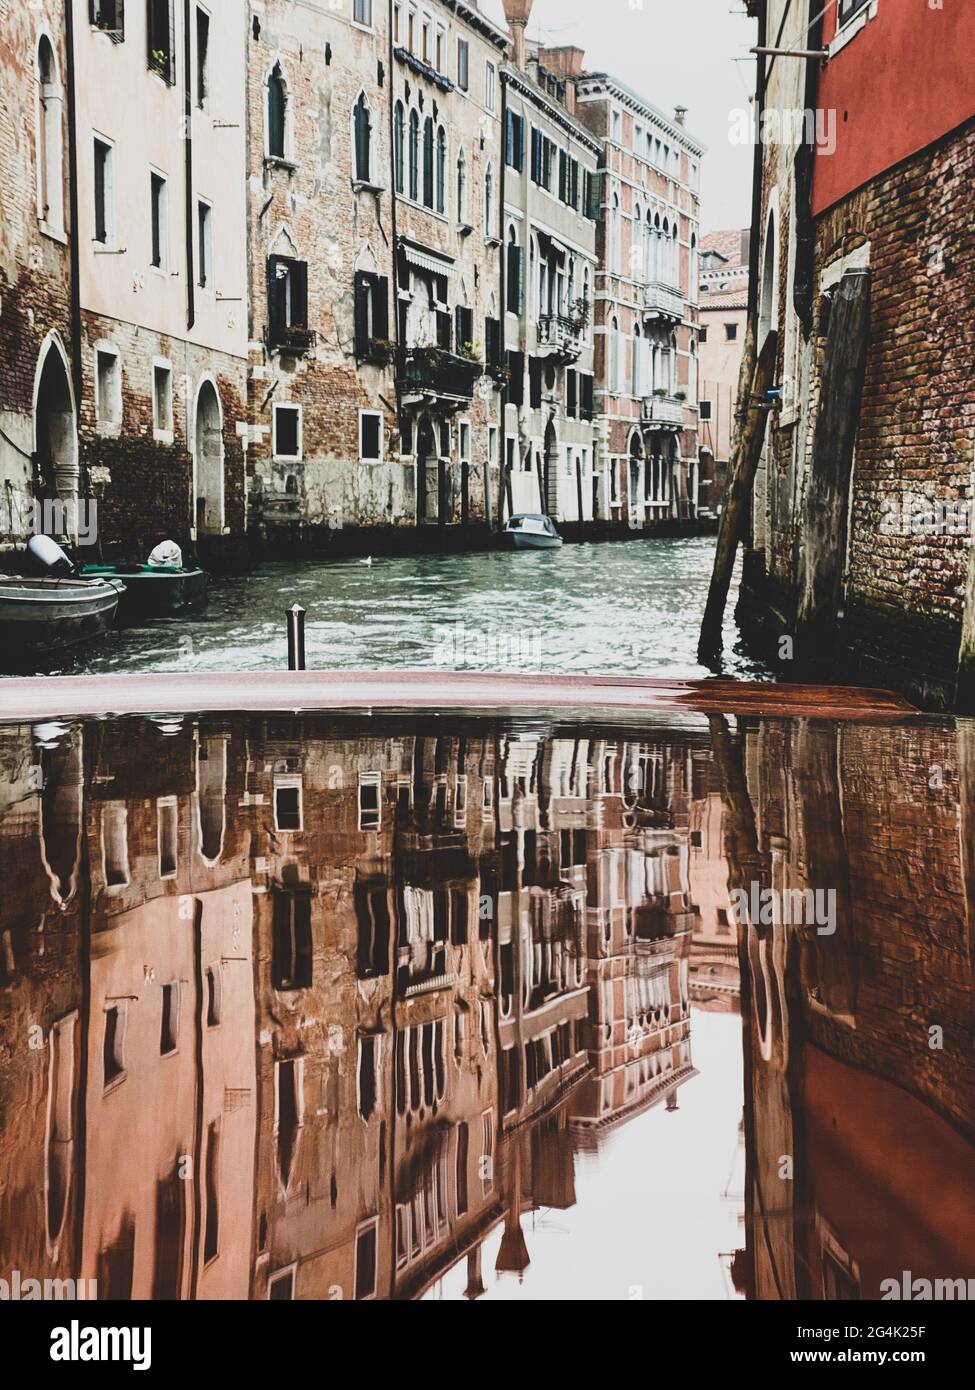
top-left (0, 573), bottom-right (126, 655)
top-left (503, 513), bottom-right (564, 550)
top-left (80, 563), bottom-right (208, 619)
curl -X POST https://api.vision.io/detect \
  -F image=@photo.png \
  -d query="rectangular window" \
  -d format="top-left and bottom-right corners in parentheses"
top-left (506, 350), bottom-right (524, 405)
top-left (699, 399), bottom-right (712, 422)
top-left (359, 411), bottom-right (383, 463)
top-left (566, 369), bottom-right (577, 419)
top-left (196, 7), bottom-right (210, 108)
top-left (458, 422), bottom-right (470, 463)
top-left (197, 199), bottom-right (212, 288)
top-left (157, 795), bottom-right (177, 877)
top-left (354, 271), bottom-right (389, 359)
top-left (457, 38), bottom-right (469, 91)
top-left (505, 111), bottom-right (525, 171)
top-left (203, 1120), bottom-right (220, 1263)
top-left (93, 136), bottom-right (114, 245)
top-left (725, 322), bottom-right (738, 342)
top-left (205, 963), bottom-right (222, 1026)
top-left (95, 347), bottom-right (121, 425)
top-left (355, 1220), bottom-right (378, 1300)
top-left (91, 1), bottom-right (124, 37)
top-left (699, 325), bottom-right (708, 343)
top-left (272, 890), bottom-right (313, 991)
top-left (485, 61), bottom-right (496, 114)
top-left (103, 1004), bottom-right (127, 1086)
top-left (358, 772), bottom-right (382, 829)
top-left (268, 1267), bottom-right (295, 1300)
top-left (150, 169), bottom-right (167, 269)
top-left (273, 404), bottom-right (302, 460)
top-left (488, 425), bottom-right (498, 470)
top-left (102, 803), bottom-right (129, 887)
top-left (267, 256), bottom-right (311, 350)
top-left (273, 774), bottom-right (303, 831)
top-left (147, 0), bottom-right (175, 84)
top-left (153, 361), bottom-right (173, 437)
top-left (353, 0), bottom-right (373, 26)
top-left (160, 981), bottom-right (179, 1055)
top-left (435, 24), bottom-right (445, 71)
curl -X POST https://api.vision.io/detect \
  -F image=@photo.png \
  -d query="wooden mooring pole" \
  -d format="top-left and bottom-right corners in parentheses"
top-left (698, 330), bottom-right (778, 663)
top-left (287, 603), bottom-right (306, 671)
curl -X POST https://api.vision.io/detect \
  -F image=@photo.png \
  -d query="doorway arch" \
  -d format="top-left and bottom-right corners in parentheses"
top-left (628, 429), bottom-right (644, 526)
top-left (543, 418), bottom-right (558, 516)
top-left (194, 377), bottom-right (224, 535)
top-left (33, 334), bottom-right (78, 529)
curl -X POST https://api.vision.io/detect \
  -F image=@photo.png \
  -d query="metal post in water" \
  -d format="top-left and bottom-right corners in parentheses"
top-left (287, 603), bottom-right (306, 671)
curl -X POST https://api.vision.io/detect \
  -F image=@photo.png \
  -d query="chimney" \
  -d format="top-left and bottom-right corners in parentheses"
top-left (537, 46), bottom-right (585, 115)
top-left (674, 105), bottom-right (687, 127)
top-left (502, 0), bottom-right (534, 72)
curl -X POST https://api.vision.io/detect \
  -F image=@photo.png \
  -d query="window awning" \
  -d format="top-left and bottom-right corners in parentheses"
top-left (537, 231), bottom-right (568, 263)
top-left (400, 240), bottom-right (456, 280)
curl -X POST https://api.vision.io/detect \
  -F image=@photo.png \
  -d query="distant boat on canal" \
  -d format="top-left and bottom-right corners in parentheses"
top-left (503, 513), bottom-right (564, 550)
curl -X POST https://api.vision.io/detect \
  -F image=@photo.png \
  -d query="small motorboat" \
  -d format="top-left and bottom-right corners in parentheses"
top-left (0, 538), bottom-right (126, 656)
top-left (80, 563), bottom-right (207, 619)
top-left (503, 513), bottom-right (564, 550)
top-left (82, 539), bottom-right (207, 620)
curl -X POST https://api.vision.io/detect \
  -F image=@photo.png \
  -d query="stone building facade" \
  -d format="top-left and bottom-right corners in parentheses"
top-left (574, 72), bottom-right (703, 530)
top-left (698, 229), bottom-right (750, 517)
top-left (498, 31), bottom-right (601, 524)
top-left (0, 0), bottom-right (76, 556)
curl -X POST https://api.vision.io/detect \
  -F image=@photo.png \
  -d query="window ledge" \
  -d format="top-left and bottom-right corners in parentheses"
top-left (829, 0), bottom-right (878, 57)
top-left (96, 420), bottom-right (122, 438)
top-left (39, 220), bottom-right (68, 246)
top-left (153, 428), bottom-right (174, 445)
top-left (353, 179), bottom-right (386, 194)
top-left (265, 156), bottom-right (298, 173)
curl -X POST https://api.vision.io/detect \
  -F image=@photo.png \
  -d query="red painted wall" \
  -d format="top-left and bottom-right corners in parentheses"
top-left (812, 0), bottom-right (975, 215)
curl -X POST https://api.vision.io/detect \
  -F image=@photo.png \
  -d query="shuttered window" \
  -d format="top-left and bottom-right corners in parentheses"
top-left (147, 0), bottom-right (175, 85)
top-left (267, 257), bottom-right (309, 344)
top-left (354, 273), bottom-right (389, 358)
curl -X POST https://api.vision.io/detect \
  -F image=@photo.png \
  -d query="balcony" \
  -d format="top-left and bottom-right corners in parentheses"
top-left (267, 325), bottom-right (317, 357)
top-left (537, 312), bottom-right (586, 362)
top-left (642, 393), bottom-right (685, 428)
top-left (399, 347), bottom-right (482, 404)
top-left (642, 281), bottom-right (684, 324)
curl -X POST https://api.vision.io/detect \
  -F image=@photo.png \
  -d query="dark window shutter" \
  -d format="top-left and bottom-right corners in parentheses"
top-left (507, 351), bottom-right (524, 406)
top-left (485, 316), bottom-right (500, 366)
top-left (507, 246), bottom-right (521, 313)
top-left (168, 0), bottom-right (176, 83)
top-left (423, 119), bottom-right (434, 206)
top-left (529, 358), bottom-right (543, 409)
top-left (267, 257), bottom-right (286, 340)
top-left (291, 261), bottom-right (308, 328)
top-left (505, 110), bottom-right (514, 167)
top-left (354, 272), bottom-right (370, 356)
top-left (567, 370), bottom-right (577, 417)
top-left (531, 127), bottom-right (541, 184)
top-left (581, 373), bottom-right (594, 420)
top-left (437, 310), bottom-right (452, 350)
top-left (558, 150), bottom-right (567, 202)
top-left (516, 116), bottom-right (525, 172)
top-left (373, 276), bottom-right (389, 340)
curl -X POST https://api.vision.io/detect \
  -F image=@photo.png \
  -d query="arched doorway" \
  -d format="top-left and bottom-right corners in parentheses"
top-left (34, 337), bottom-right (77, 536)
top-left (543, 418), bottom-right (558, 517)
top-left (416, 415), bottom-right (436, 524)
top-left (628, 430), bottom-right (644, 528)
top-left (195, 379), bottom-right (224, 535)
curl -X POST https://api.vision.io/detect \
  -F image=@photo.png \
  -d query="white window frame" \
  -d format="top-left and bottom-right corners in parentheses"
top-left (152, 357), bottom-right (174, 442)
top-left (273, 402), bottom-right (303, 462)
top-left (458, 420), bottom-right (471, 464)
top-left (157, 795), bottom-right (179, 879)
top-left (149, 165), bottom-right (169, 273)
top-left (352, 0), bottom-right (374, 33)
top-left (92, 131), bottom-right (117, 248)
top-left (359, 409), bottom-right (384, 464)
top-left (273, 774), bottom-right (304, 833)
top-left (484, 60), bottom-right (497, 115)
top-left (197, 196), bottom-right (213, 291)
top-left (358, 772), bottom-right (382, 830)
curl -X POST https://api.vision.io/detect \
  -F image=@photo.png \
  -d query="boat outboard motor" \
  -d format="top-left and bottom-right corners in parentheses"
top-left (26, 534), bottom-right (77, 578)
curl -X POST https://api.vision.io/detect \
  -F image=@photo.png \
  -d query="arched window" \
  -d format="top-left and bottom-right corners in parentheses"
top-left (609, 315), bottom-right (620, 394)
top-left (353, 93), bottom-right (372, 183)
top-left (633, 203), bottom-right (642, 279)
top-left (456, 147), bottom-right (467, 225)
top-left (422, 117), bottom-right (434, 208)
top-left (632, 323), bottom-right (642, 396)
top-left (409, 109), bottom-right (420, 200)
top-left (611, 192), bottom-right (621, 275)
top-left (759, 202), bottom-right (778, 345)
top-left (652, 214), bottom-right (661, 282)
top-left (567, 256), bottom-right (576, 314)
top-left (267, 63), bottom-right (288, 160)
top-left (484, 164), bottom-right (494, 234)
top-left (690, 232), bottom-right (698, 303)
top-left (394, 101), bottom-right (405, 194)
top-left (36, 36), bottom-right (64, 234)
top-left (435, 126), bottom-right (446, 215)
top-left (672, 224), bottom-right (679, 287)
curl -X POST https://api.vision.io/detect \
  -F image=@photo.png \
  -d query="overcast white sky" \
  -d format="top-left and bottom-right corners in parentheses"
top-left (479, 0), bottom-right (758, 234)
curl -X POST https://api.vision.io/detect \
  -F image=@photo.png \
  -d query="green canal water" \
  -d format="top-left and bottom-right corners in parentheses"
top-left (43, 536), bottom-right (771, 680)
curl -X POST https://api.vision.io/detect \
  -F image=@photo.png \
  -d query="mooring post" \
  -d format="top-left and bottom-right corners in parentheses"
top-left (287, 603), bottom-right (306, 672)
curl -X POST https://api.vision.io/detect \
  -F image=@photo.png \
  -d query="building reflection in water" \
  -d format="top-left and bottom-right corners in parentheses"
top-left (0, 712), bottom-right (972, 1300)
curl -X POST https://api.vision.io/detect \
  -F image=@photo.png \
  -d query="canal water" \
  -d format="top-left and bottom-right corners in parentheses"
top-left (1, 707), bottom-right (971, 1301)
top-left (39, 536), bottom-right (771, 680)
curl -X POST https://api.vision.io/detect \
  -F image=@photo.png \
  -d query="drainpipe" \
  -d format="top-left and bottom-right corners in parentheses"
top-left (63, 3), bottom-right (83, 419)
top-left (184, 0), bottom-right (195, 332)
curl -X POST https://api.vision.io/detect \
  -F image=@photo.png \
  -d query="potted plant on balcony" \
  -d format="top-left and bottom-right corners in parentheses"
top-left (568, 297), bottom-right (590, 332)
top-left (673, 389), bottom-right (687, 402)
top-left (149, 48), bottom-right (169, 78)
top-left (366, 338), bottom-right (397, 368)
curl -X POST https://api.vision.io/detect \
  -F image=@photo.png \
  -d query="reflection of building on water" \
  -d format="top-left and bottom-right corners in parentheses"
top-left (0, 717), bottom-right (707, 1300)
top-left (3, 713), bottom-right (973, 1301)
top-left (721, 719), bottom-right (975, 1301)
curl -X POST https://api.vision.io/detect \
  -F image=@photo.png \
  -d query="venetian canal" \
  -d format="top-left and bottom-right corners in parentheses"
top-left (29, 537), bottom-right (771, 682)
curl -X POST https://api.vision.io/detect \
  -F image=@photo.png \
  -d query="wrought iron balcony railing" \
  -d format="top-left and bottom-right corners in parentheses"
top-left (399, 347), bottom-right (482, 401)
